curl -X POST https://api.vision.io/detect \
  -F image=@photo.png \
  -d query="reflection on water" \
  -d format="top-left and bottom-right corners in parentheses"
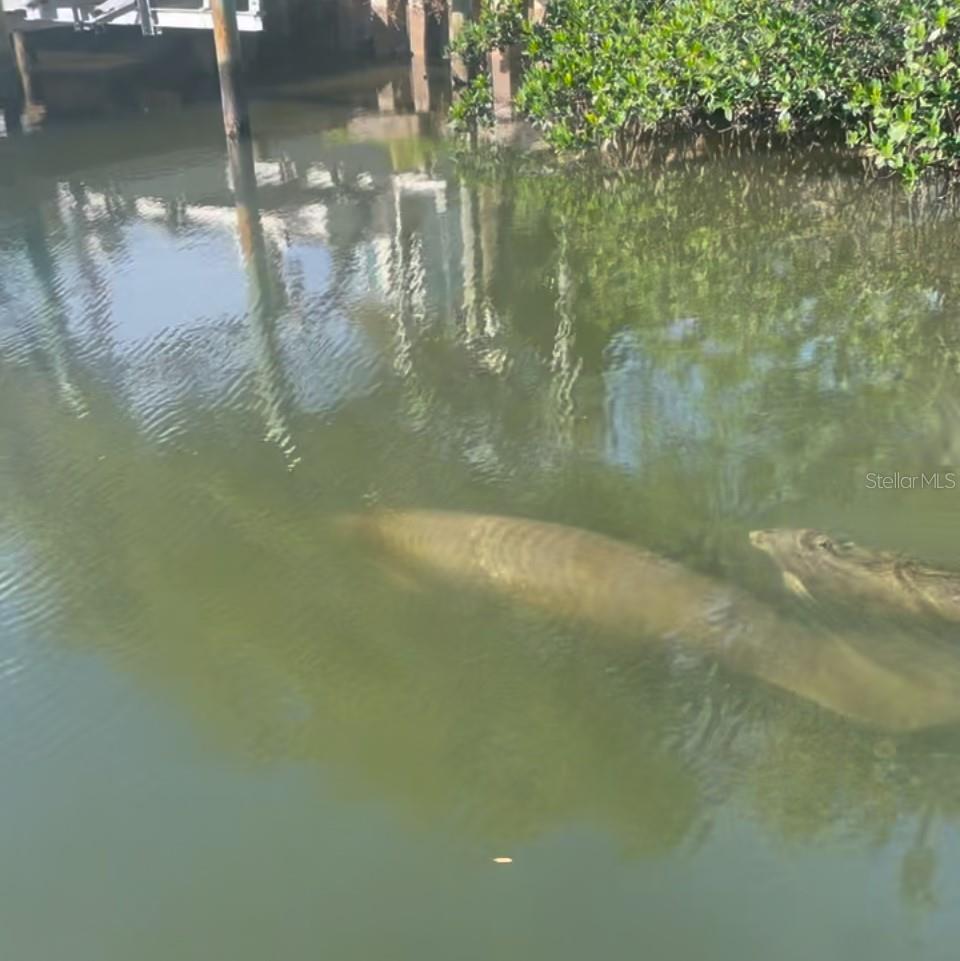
top-left (3, 69), bottom-right (960, 959)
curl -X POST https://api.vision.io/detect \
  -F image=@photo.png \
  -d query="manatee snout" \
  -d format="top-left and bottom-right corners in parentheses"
top-left (748, 529), bottom-right (773, 550)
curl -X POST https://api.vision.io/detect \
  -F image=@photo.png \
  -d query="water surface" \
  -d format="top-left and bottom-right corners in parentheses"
top-left (2, 70), bottom-right (960, 960)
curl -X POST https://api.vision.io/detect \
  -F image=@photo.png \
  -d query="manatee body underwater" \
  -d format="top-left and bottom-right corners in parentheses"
top-left (337, 509), bottom-right (960, 733)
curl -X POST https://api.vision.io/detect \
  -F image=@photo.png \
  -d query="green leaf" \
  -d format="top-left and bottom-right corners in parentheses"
top-left (888, 122), bottom-right (910, 144)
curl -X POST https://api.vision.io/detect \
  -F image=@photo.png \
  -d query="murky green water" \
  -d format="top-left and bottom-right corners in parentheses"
top-left (3, 69), bottom-right (960, 960)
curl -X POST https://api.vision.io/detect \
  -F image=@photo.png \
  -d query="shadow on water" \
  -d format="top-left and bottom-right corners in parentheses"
top-left (3, 71), bottom-right (960, 921)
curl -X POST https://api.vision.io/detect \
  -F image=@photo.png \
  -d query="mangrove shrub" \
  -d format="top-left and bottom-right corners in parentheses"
top-left (450, 0), bottom-right (960, 184)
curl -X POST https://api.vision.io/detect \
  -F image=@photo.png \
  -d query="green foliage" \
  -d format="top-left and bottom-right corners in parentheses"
top-left (451, 0), bottom-right (960, 183)
top-left (448, 0), bottom-right (527, 131)
top-left (846, 3), bottom-right (960, 185)
top-left (452, 0), bottom-right (529, 66)
top-left (449, 74), bottom-right (495, 130)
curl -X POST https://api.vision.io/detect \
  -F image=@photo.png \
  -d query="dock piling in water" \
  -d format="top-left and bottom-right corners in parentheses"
top-left (487, 0), bottom-right (523, 119)
top-left (448, 0), bottom-right (477, 85)
top-left (407, 0), bottom-right (429, 60)
top-left (11, 29), bottom-right (43, 124)
top-left (0, 0), bottom-right (21, 129)
top-left (211, 0), bottom-right (250, 140)
top-left (489, 45), bottom-right (519, 120)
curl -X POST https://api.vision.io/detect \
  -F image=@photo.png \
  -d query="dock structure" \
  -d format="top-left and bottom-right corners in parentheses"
top-left (0, 0), bottom-right (264, 134)
top-left (0, 0), bottom-right (535, 138)
top-left (2, 0), bottom-right (264, 34)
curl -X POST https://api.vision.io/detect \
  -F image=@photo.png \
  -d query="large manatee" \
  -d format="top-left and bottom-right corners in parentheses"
top-left (337, 509), bottom-right (960, 733)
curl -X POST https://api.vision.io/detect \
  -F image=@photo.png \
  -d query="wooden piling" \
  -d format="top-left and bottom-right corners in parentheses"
top-left (448, 0), bottom-right (476, 85)
top-left (211, 0), bottom-right (250, 140)
top-left (489, 44), bottom-right (520, 120)
top-left (488, 0), bottom-right (522, 119)
top-left (227, 137), bottom-right (273, 309)
top-left (407, 0), bottom-right (429, 61)
top-left (11, 31), bottom-right (39, 113)
top-left (0, 0), bottom-right (21, 124)
top-left (411, 53), bottom-right (430, 113)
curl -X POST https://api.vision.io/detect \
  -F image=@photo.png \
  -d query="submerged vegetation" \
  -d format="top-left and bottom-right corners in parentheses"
top-left (450, 0), bottom-right (960, 185)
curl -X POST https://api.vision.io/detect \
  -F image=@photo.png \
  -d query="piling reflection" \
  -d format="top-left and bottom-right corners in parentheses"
top-left (227, 136), bottom-right (299, 466)
top-left (21, 207), bottom-right (87, 415)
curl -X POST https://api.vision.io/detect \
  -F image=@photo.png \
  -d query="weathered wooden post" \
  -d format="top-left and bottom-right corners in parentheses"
top-left (481, 0), bottom-right (543, 118)
top-left (404, 0), bottom-right (431, 113)
top-left (0, 0), bottom-right (21, 128)
top-left (11, 32), bottom-right (32, 106)
top-left (11, 30), bottom-right (43, 122)
top-left (211, 0), bottom-right (250, 140)
top-left (411, 55), bottom-right (431, 113)
top-left (228, 137), bottom-right (268, 286)
top-left (488, 46), bottom-right (518, 119)
top-left (488, 0), bottom-right (521, 119)
top-left (448, 0), bottom-right (476, 85)
top-left (407, 0), bottom-right (429, 61)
